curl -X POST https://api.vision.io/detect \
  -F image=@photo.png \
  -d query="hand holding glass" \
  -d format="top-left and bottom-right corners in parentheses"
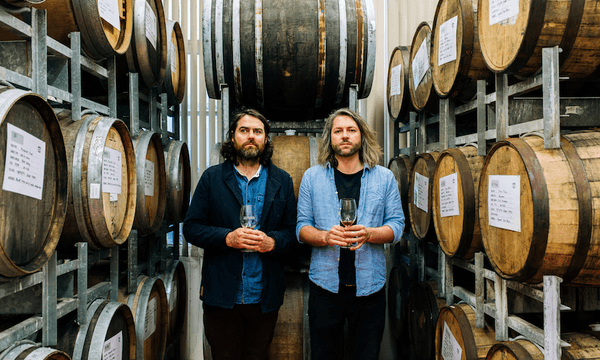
top-left (339, 198), bottom-right (357, 248)
top-left (240, 205), bottom-right (258, 252)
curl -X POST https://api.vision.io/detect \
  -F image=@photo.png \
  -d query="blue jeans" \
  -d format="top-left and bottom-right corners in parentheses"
top-left (308, 281), bottom-right (386, 360)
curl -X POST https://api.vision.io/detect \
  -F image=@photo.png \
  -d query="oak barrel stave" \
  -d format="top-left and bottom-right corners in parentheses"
top-left (409, 22), bottom-right (439, 114)
top-left (158, 259), bottom-right (187, 343)
top-left (388, 154), bottom-right (412, 233)
top-left (271, 135), bottom-right (321, 201)
top-left (387, 46), bottom-right (413, 123)
top-left (164, 140), bottom-right (191, 224)
top-left (163, 20), bottom-right (186, 105)
top-left (407, 280), bottom-right (446, 360)
top-left (408, 151), bottom-right (440, 241)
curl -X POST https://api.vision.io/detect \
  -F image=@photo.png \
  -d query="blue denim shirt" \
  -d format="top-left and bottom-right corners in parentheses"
top-left (296, 163), bottom-right (405, 296)
top-left (233, 164), bottom-right (268, 304)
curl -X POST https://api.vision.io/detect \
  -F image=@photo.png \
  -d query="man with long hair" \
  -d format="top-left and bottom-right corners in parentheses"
top-left (184, 108), bottom-right (297, 360)
top-left (296, 108), bottom-right (405, 359)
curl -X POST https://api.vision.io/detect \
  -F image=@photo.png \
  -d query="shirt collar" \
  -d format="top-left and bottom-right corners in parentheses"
top-left (234, 164), bottom-right (263, 181)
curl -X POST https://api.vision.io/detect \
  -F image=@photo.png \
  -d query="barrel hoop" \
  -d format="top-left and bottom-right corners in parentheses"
top-left (71, 0), bottom-right (103, 59)
top-left (315, 0), bottom-right (326, 109)
top-left (446, 148), bottom-right (476, 258)
top-left (505, 138), bottom-right (549, 281)
top-left (558, 0), bottom-right (585, 66)
top-left (215, 0), bottom-right (225, 87)
top-left (232, 0), bottom-right (243, 104)
top-left (81, 299), bottom-right (110, 360)
top-left (497, 341), bottom-right (533, 359)
top-left (72, 298), bottom-right (105, 360)
top-left (335, 0), bottom-right (348, 106)
top-left (423, 153), bottom-right (438, 237)
top-left (447, 305), bottom-right (478, 360)
top-left (134, 131), bottom-right (166, 234)
top-left (560, 135), bottom-right (592, 283)
top-left (353, 0), bottom-right (364, 89)
top-left (507, 0), bottom-right (547, 74)
top-left (128, 276), bottom-right (151, 360)
top-left (254, 0), bottom-right (264, 108)
top-left (458, 0), bottom-right (474, 76)
top-left (89, 301), bottom-right (135, 360)
top-left (202, 0), bottom-right (217, 98)
top-left (362, 0), bottom-right (375, 98)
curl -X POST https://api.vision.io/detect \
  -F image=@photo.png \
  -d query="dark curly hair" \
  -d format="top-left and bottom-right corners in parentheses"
top-left (220, 108), bottom-right (274, 166)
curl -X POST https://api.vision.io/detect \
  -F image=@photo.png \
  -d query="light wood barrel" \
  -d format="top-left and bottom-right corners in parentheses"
top-left (561, 332), bottom-right (600, 359)
top-left (479, 132), bottom-right (600, 285)
top-left (162, 20), bottom-right (186, 105)
top-left (388, 155), bottom-right (413, 233)
top-left (133, 131), bottom-right (166, 235)
top-left (432, 0), bottom-right (491, 101)
top-left (57, 111), bottom-right (137, 251)
top-left (0, 88), bottom-right (68, 277)
top-left (409, 22), bottom-right (439, 114)
top-left (271, 135), bottom-right (321, 200)
top-left (164, 140), bottom-right (191, 224)
top-left (409, 151), bottom-right (440, 241)
top-left (478, 0), bottom-right (600, 78)
top-left (124, 0), bottom-right (167, 88)
top-left (158, 259), bottom-right (187, 343)
top-left (435, 303), bottom-right (496, 360)
top-left (388, 264), bottom-right (413, 339)
top-left (202, 0), bottom-right (376, 121)
top-left (432, 146), bottom-right (485, 259)
top-left (485, 338), bottom-right (543, 360)
top-left (387, 46), bottom-right (413, 123)
top-left (0, 342), bottom-right (70, 360)
top-left (408, 280), bottom-right (446, 360)
top-left (119, 275), bottom-right (168, 360)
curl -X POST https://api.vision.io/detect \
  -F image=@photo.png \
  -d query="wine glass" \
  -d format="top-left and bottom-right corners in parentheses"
top-left (240, 205), bottom-right (258, 252)
top-left (339, 198), bottom-right (357, 249)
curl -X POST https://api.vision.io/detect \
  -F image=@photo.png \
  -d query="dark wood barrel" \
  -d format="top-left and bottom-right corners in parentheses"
top-left (164, 140), bottom-right (191, 224)
top-left (407, 280), bottom-right (446, 360)
top-left (162, 20), bottom-right (186, 105)
top-left (133, 131), bottom-right (166, 235)
top-left (478, 0), bottom-right (600, 78)
top-left (55, 298), bottom-right (136, 360)
top-left (388, 264), bottom-right (413, 339)
top-left (408, 151), bottom-right (440, 241)
top-left (387, 46), bottom-right (413, 123)
top-left (158, 259), bottom-right (187, 343)
top-left (432, 146), bottom-right (485, 259)
top-left (271, 135), bottom-right (321, 200)
top-left (124, 0), bottom-right (167, 88)
top-left (388, 154), bottom-right (412, 233)
top-left (1, 342), bottom-right (70, 360)
top-left (56, 110), bottom-right (137, 251)
top-left (409, 22), bottom-right (439, 114)
top-left (0, 0), bottom-right (43, 10)
top-left (485, 338), bottom-right (543, 360)
top-left (432, 0), bottom-right (491, 101)
top-left (561, 332), bottom-right (600, 359)
top-left (119, 275), bottom-right (168, 360)
top-left (0, 88), bottom-right (68, 277)
top-left (202, 0), bottom-right (376, 121)
top-left (479, 132), bottom-right (600, 285)
top-left (435, 303), bottom-right (496, 360)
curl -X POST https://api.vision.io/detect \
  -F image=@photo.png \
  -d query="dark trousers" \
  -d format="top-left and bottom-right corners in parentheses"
top-left (308, 281), bottom-right (386, 360)
top-left (203, 303), bottom-right (279, 360)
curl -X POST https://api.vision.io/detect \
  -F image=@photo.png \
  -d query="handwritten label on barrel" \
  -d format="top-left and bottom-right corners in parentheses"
top-left (441, 322), bottom-right (462, 360)
top-left (390, 64), bottom-right (402, 96)
top-left (103, 147), bottom-right (122, 194)
top-left (144, 297), bottom-right (157, 340)
top-left (489, 0), bottom-right (519, 26)
top-left (144, 160), bottom-right (155, 196)
top-left (145, 2), bottom-right (157, 50)
top-left (2, 123), bottom-right (46, 200)
top-left (414, 172), bottom-right (429, 213)
top-left (412, 38), bottom-right (430, 87)
top-left (488, 175), bottom-right (521, 232)
top-left (438, 16), bottom-right (458, 66)
top-left (103, 331), bottom-right (123, 360)
top-left (98, 0), bottom-right (121, 31)
top-left (440, 172), bottom-right (459, 217)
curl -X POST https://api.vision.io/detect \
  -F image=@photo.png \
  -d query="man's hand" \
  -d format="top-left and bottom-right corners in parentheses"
top-left (226, 228), bottom-right (275, 252)
top-left (342, 224), bottom-right (370, 251)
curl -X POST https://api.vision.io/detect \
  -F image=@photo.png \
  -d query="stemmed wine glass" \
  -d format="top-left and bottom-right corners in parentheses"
top-left (339, 198), bottom-right (357, 249)
top-left (240, 205), bottom-right (258, 252)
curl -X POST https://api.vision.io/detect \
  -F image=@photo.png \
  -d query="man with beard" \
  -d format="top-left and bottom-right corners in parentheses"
top-left (296, 108), bottom-right (404, 360)
top-left (183, 108), bottom-right (297, 360)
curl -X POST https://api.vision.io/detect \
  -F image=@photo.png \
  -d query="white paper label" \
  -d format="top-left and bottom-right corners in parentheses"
top-left (488, 175), bottom-right (521, 232)
top-left (414, 172), bottom-right (429, 213)
top-left (144, 160), bottom-right (155, 196)
top-left (170, 283), bottom-right (178, 311)
top-left (103, 331), bottom-right (123, 360)
top-left (441, 322), bottom-right (462, 360)
top-left (144, 297), bottom-right (157, 340)
top-left (440, 172), bottom-right (460, 218)
top-left (98, 0), bottom-right (121, 31)
top-left (412, 38), bottom-right (430, 87)
top-left (2, 123), bottom-right (46, 200)
top-left (438, 16), bottom-right (458, 66)
top-left (390, 64), bottom-right (402, 96)
top-left (90, 183), bottom-right (101, 199)
top-left (102, 147), bottom-right (122, 194)
top-left (145, 2), bottom-right (157, 50)
top-left (171, 42), bottom-right (177, 74)
top-left (489, 0), bottom-right (519, 25)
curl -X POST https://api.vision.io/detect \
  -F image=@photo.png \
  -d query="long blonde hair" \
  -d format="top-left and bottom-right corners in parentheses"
top-left (317, 108), bottom-right (382, 168)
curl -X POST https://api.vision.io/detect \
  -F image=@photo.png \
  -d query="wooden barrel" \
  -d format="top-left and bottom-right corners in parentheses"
top-left (0, 88), bottom-right (68, 277)
top-left (119, 275), bottom-right (168, 360)
top-left (432, 0), bottom-right (491, 102)
top-left (485, 338), bottom-right (543, 360)
top-left (435, 303), bottom-right (496, 360)
top-left (0, 0), bottom-right (43, 10)
top-left (164, 140), bottom-right (191, 224)
top-left (561, 332), bottom-right (600, 359)
top-left (408, 280), bottom-right (446, 360)
top-left (271, 135), bottom-right (321, 200)
top-left (123, 0), bottom-right (167, 88)
top-left (409, 22), bottom-right (439, 114)
top-left (388, 154), bottom-right (412, 233)
top-left (162, 20), bottom-right (186, 105)
top-left (55, 298), bottom-right (136, 360)
top-left (479, 132), bottom-right (600, 285)
top-left (158, 259), bottom-right (187, 343)
top-left (388, 264), bottom-right (413, 339)
top-left (432, 146), bottom-right (485, 259)
top-left (133, 131), bottom-right (166, 235)
top-left (408, 151), bottom-right (440, 241)
top-left (56, 110), bottom-right (137, 251)
top-left (202, 0), bottom-right (376, 121)
top-left (0, 342), bottom-right (70, 360)
top-left (387, 46), bottom-right (413, 123)
top-left (478, 0), bottom-right (600, 79)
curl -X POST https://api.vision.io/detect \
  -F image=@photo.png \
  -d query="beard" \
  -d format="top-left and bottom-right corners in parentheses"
top-left (332, 141), bottom-right (360, 157)
top-left (234, 140), bottom-right (264, 161)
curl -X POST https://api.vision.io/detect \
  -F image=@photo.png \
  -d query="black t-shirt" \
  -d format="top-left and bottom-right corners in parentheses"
top-left (334, 167), bottom-right (363, 288)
